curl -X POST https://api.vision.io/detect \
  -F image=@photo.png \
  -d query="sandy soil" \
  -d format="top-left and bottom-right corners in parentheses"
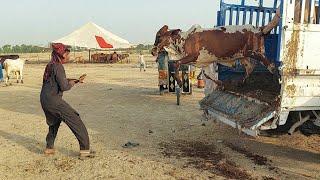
top-left (0, 63), bottom-right (319, 180)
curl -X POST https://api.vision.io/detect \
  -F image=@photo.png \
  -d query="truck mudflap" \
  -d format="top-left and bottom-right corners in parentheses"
top-left (200, 90), bottom-right (278, 136)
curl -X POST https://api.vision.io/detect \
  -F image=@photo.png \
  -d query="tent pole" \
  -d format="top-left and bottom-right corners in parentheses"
top-left (73, 47), bottom-right (76, 62)
top-left (89, 49), bottom-right (91, 63)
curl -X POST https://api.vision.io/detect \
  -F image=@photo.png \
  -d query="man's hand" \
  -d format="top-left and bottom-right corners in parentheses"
top-left (79, 74), bottom-right (87, 83)
top-left (69, 80), bottom-right (76, 87)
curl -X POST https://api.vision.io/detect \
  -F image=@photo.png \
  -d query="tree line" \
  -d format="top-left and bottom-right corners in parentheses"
top-left (0, 44), bottom-right (154, 54)
top-left (115, 44), bottom-right (153, 54)
top-left (0, 44), bottom-right (49, 54)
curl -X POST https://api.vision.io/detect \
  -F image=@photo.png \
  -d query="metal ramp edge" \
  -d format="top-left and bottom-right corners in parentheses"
top-left (206, 107), bottom-right (277, 136)
top-left (200, 90), bottom-right (277, 136)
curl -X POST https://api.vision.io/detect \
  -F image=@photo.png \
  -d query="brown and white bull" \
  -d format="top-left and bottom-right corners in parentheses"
top-left (151, 24), bottom-right (276, 86)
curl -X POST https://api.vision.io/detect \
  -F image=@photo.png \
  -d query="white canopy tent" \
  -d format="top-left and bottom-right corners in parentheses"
top-left (52, 22), bottom-right (132, 62)
top-left (53, 22), bottom-right (132, 49)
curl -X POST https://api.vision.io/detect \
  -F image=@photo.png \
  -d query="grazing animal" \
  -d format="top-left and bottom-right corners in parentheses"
top-left (74, 56), bottom-right (85, 64)
top-left (91, 53), bottom-right (106, 63)
top-left (91, 52), bottom-right (130, 64)
top-left (110, 52), bottom-right (119, 63)
top-left (3, 58), bottom-right (26, 85)
top-left (106, 54), bottom-right (113, 63)
top-left (118, 53), bottom-right (130, 63)
top-left (151, 25), bottom-right (275, 86)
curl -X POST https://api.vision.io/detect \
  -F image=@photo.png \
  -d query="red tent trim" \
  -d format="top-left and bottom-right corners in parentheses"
top-left (95, 35), bottom-right (113, 48)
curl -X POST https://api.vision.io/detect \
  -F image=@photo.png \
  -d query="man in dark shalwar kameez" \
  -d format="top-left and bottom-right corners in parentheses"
top-left (40, 43), bottom-right (95, 159)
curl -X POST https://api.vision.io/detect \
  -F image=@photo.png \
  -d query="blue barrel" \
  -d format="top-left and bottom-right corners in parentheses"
top-left (0, 64), bottom-right (3, 81)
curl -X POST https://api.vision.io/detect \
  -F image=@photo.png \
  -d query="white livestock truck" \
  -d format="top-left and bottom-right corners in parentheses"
top-left (200, 0), bottom-right (320, 136)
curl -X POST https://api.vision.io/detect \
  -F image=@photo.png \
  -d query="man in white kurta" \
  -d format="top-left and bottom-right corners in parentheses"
top-left (139, 53), bottom-right (146, 72)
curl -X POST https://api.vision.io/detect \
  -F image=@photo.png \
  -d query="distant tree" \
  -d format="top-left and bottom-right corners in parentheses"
top-left (136, 44), bottom-right (145, 50)
top-left (12, 45), bottom-right (21, 53)
top-left (2, 45), bottom-right (12, 53)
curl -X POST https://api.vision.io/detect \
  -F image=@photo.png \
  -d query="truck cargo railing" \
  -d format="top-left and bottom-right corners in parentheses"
top-left (217, 0), bottom-right (279, 33)
top-left (216, 0), bottom-right (281, 79)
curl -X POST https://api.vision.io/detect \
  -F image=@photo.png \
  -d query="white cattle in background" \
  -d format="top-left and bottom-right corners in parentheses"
top-left (3, 58), bottom-right (26, 85)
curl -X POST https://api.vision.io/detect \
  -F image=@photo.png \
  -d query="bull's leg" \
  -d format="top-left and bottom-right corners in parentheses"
top-left (16, 72), bottom-right (19, 83)
top-left (202, 68), bottom-right (224, 90)
top-left (240, 57), bottom-right (255, 83)
top-left (5, 72), bottom-right (9, 85)
top-left (174, 64), bottom-right (182, 87)
top-left (5, 75), bottom-right (8, 85)
top-left (246, 51), bottom-right (275, 74)
top-left (245, 51), bottom-right (281, 84)
top-left (175, 55), bottom-right (198, 87)
top-left (20, 70), bottom-right (23, 84)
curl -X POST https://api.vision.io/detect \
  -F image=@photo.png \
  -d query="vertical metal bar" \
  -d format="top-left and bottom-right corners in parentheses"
top-left (262, 9), bottom-right (266, 26)
top-left (236, 7), bottom-right (240, 25)
top-left (88, 49), bottom-right (91, 63)
top-left (220, 8), bottom-right (226, 26)
top-left (229, 8), bottom-right (233, 25)
top-left (217, 11), bottom-right (221, 26)
top-left (309, 0), bottom-right (316, 23)
top-left (219, 0), bottom-right (224, 26)
top-left (223, 9), bottom-right (226, 26)
top-left (276, 0), bottom-right (284, 64)
top-left (249, 8), bottom-right (254, 24)
top-left (300, 0), bottom-right (307, 23)
top-left (256, 9), bottom-right (261, 26)
top-left (274, 0), bottom-right (278, 8)
top-left (275, 14), bottom-right (278, 33)
top-left (241, 0), bottom-right (245, 6)
top-left (259, 0), bottom-right (263, 7)
top-left (269, 10), bottom-right (273, 22)
top-left (243, 9), bottom-right (247, 25)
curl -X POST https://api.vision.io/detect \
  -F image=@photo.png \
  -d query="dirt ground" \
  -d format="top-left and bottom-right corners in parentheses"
top-left (0, 63), bottom-right (319, 180)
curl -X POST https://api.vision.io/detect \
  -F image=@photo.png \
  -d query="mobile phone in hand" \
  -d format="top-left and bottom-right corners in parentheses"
top-left (78, 74), bottom-right (87, 83)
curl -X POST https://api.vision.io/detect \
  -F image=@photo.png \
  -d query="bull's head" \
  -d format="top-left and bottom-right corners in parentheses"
top-left (151, 25), bottom-right (181, 57)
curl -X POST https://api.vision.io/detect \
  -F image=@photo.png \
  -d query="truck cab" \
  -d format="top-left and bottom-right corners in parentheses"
top-left (201, 0), bottom-right (320, 136)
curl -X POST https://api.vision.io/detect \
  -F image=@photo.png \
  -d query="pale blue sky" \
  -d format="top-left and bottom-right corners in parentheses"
top-left (0, 0), bottom-right (274, 46)
top-left (0, 0), bottom-right (220, 46)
